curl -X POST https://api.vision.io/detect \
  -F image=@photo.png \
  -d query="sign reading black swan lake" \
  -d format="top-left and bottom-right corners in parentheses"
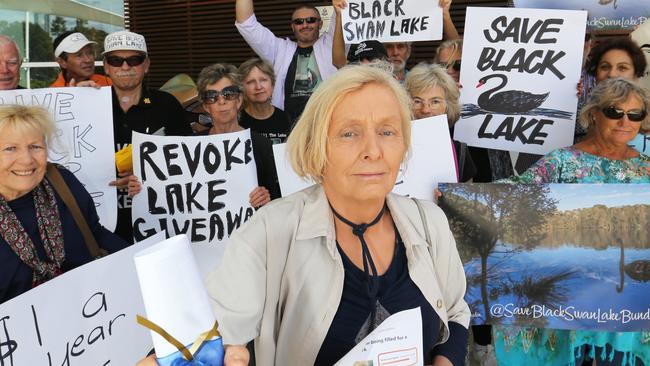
top-left (131, 131), bottom-right (258, 245)
top-left (341, 0), bottom-right (442, 43)
top-left (439, 183), bottom-right (650, 331)
top-left (454, 7), bottom-right (587, 155)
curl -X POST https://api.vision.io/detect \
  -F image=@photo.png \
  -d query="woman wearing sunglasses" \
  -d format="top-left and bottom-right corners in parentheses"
top-left (194, 63), bottom-right (281, 207)
top-left (490, 78), bottom-right (650, 366)
top-left (128, 63), bottom-right (280, 208)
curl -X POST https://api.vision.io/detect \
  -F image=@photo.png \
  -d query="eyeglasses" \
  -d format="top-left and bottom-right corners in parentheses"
top-left (412, 98), bottom-right (446, 110)
top-left (441, 59), bottom-right (461, 72)
top-left (601, 106), bottom-right (647, 122)
top-left (292, 17), bottom-right (320, 25)
top-left (104, 55), bottom-right (146, 67)
top-left (201, 86), bottom-right (241, 104)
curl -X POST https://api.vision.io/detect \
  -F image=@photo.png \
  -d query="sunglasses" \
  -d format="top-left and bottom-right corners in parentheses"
top-left (440, 59), bottom-right (461, 72)
top-left (292, 17), bottom-right (320, 25)
top-left (601, 106), bottom-right (647, 122)
top-left (201, 86), bottom-right (241, 104)
top-left (105, 55), bottom-right (146, 67)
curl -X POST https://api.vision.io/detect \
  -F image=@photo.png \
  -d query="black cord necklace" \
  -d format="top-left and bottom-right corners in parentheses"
top-left (331, 203), bottom-right (386, 331)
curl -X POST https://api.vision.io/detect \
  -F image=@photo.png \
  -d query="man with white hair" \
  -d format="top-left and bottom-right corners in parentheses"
top-left (0, 35), bottom-right (22, 90)
top-left (104, 30), bottom-right (192, 242)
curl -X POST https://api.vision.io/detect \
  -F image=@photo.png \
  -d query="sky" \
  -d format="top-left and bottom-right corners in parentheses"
top-left (548, 184), bottom-right (650, 211)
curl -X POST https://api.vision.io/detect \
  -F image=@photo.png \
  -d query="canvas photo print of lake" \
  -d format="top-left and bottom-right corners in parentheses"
top-left (438, 183), bottom-right (650, 332)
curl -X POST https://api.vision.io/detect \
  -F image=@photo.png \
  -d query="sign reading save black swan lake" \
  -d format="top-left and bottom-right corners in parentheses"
top-left (455, 7), bottom-right (587, 155)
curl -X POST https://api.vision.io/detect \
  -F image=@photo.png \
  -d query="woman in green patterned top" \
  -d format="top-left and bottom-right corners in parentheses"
top-left (495, 78), bottom-right (650, 365)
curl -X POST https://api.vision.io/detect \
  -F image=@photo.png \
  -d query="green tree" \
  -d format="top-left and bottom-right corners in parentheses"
top-left (51, 16), bottom-right (67, 35)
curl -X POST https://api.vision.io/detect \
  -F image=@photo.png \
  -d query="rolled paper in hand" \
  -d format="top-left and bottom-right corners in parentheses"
top-left (115, 144), bottom-right (133, 173)
top-left (134, 235), bottom-right (223, 364)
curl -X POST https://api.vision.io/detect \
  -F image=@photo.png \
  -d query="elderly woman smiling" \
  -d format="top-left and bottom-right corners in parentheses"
top-left (203, 65), bottom-right (470, 366)
top-left (0, 105), bottom-right (126, 304)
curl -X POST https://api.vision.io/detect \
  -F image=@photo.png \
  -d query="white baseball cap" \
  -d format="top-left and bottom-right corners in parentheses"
top-left (102, 30), bottom-right (147, 55)
top-left (54, 32), bottom-right (96, 58)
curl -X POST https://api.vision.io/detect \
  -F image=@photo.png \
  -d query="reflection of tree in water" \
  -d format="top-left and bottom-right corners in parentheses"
top-left (439, 184), bottom-right (559, 322)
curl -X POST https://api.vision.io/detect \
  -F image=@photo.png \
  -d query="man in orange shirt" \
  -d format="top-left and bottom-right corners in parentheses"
top-left (51, 31), bottom-right (112, 87)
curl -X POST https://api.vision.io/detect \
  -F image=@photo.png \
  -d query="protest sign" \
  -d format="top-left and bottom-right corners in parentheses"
top-left (273, 115), bottom-right (457, 199)
top-left (454, 7), bottom-right (587, 155)
top-left (341, 0), bottom-right (442, 43)
top-left (439, 183), bottom-right (650, 331)
top-left (335, 308), bottom-right (423, 366)
top-left (0, 87), bottom-right (117, 230)
top-left (131, 130), bottom-right (258, 245)
top-left (514, 0), bottom-right (650, 32)
top-left (0, 232), bottom-right (165, 366)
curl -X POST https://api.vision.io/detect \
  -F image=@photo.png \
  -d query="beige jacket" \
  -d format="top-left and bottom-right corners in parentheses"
top-left (206, 185), bottom-right (470, 365)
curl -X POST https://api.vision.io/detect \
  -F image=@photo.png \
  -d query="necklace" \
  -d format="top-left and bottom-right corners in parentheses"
top-left (331, 203), bottom-right (386, 331)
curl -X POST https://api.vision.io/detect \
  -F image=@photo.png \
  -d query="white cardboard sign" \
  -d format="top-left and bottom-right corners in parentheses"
top-left (455, 7), bottom-right (587, 155)
top-left (131, 130), bottom-right (258, 245)
top-left (341, 0), bottom-right (442, 43)
top-left (273, 115), bottom-right (457, 199)
top-left (0, 232), bottom-right (165, 366)
top-left (0, 87), bottom-right (117, 230)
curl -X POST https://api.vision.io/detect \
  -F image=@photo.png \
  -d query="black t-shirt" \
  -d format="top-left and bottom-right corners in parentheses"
top-left (112, 87), bottom-right (193, 243)
top-left (284, 46), bottom-right (323, 123)
top-left (239, 107), bottom-right (292, 144)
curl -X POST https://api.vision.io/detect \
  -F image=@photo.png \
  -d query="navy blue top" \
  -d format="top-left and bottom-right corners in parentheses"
top-left (0, 166), bottom-right (128, 304)
top-left (314, 234), bottom-right (468, 365)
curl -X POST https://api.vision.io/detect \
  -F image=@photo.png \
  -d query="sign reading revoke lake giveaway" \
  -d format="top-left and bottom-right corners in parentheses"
top-left (455, 7), bottom-right (587, 155)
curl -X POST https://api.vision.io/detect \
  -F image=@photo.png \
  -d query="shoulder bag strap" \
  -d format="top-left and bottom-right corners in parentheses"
top-left (46, 163), bottom-right (107, 259)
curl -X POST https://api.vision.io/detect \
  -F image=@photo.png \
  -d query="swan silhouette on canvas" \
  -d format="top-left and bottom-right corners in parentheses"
top-left (477, 74), bottom-right (549, 114)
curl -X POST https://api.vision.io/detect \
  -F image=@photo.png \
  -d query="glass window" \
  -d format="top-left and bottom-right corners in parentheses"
top-left (0, 1), bottom-right (124, 88)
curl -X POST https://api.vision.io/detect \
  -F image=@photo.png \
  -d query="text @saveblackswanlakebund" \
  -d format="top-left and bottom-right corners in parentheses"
top-left (488, 304), bottom-right (650, 325)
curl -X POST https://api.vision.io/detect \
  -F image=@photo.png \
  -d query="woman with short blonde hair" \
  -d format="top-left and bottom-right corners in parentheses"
top-left (0, 105), bottom-right (126, 304)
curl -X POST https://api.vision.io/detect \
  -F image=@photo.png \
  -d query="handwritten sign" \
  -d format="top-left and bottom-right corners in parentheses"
top-left (455, 7), bottom-right (586, 155)
top-left (131, 130), bottom-right (258, 244)
top-left (341, 0), bottom-right (442, 43)
top-left (0, 87), bottom-right (117, 230)
top-left (273, 115), bottom-right (457, 198)
top-left (0, 232), bottom-right (165, 366)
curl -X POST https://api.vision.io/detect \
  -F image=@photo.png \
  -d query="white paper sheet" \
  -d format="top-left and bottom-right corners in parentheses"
top-left (335, 307), bottom-right (423, 366)
top-left (134, 234), bottom-right (216, 358)
top-left (0, 231), bottom-right (165, 365)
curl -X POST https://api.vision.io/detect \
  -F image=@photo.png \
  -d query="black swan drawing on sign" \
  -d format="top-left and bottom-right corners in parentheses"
top-left (477, 74), bottom-right (549, 114)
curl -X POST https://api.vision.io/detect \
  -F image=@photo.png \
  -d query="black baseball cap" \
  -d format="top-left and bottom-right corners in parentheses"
top-left (347, 41), bottom-right (388, 63)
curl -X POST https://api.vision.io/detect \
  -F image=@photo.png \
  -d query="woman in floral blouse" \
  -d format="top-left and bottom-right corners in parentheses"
top-left (495, 78), bottom-right (650, 365)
